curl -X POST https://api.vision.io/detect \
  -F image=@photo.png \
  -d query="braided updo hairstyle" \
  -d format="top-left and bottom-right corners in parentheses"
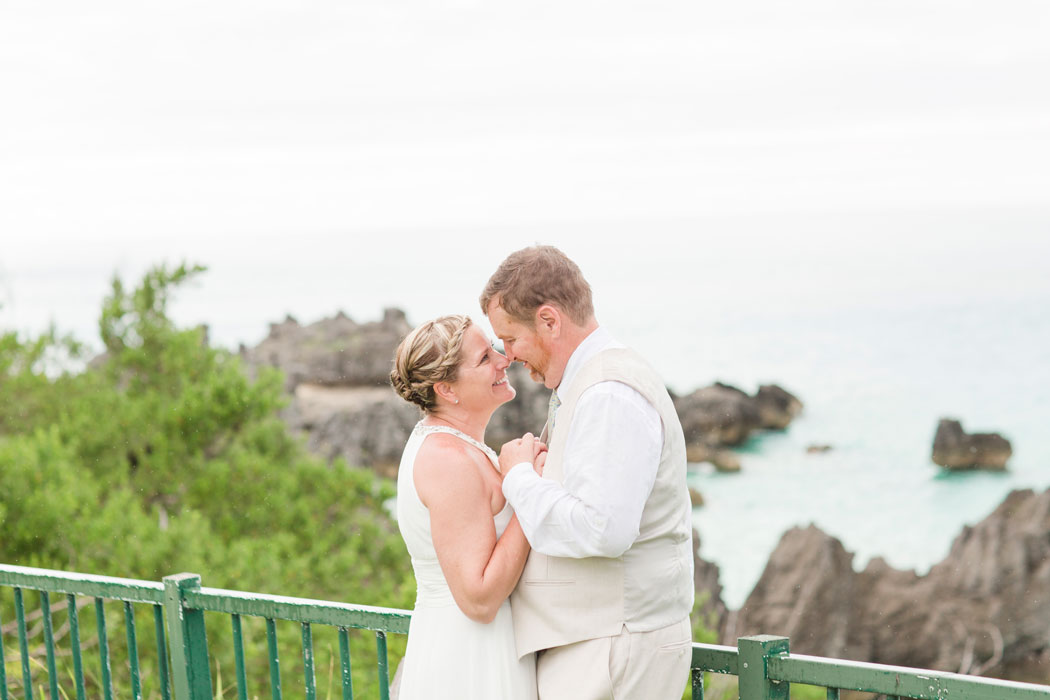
top-left (390, 315), bottom-right (474, 413)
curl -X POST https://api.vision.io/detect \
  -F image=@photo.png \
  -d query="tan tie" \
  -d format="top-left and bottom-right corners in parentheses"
top-left (547, 390), bottom-right (561, 434)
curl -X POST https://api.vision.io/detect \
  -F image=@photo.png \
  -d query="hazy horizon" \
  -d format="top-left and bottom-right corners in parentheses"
top-left (3, 0), bottom-right (1049, 356)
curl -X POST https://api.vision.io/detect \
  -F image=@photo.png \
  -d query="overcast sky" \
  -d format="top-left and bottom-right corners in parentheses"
top-left (2, 0), bottom-right (1048, 348)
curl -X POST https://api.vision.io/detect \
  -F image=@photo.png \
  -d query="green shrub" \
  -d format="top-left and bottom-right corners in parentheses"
top-left (0, 263), bottom-right (412, 700)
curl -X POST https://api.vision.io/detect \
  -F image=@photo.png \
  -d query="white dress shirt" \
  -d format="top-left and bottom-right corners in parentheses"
top-left (501, 327), bottom-right (664, 559)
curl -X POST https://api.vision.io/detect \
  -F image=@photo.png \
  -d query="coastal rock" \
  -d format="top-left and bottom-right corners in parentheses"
top-left (286, 385), bottom-right (420, 477)
top-left (675, 383), bottom-right (762, 447)
top-left (241, 308), bottom-right (412, 392)
top-left (689, 487), bottom-right (705, 507)
top-left (755, 384), bottom-right (804, 430)
top-left (246, 310), bottom-right (547, 474)
top-left (731, 488), bottom-right (1050, 678)
top-left (692, 529), bottom-right (728, 635)
top-left (685, 443), bottom-right (741, 473)
top-left (675, 382), bottom-right (802, 469)
top-left (244, 310), bottom-right (802, 479)
top-left (932, 418), bottom-right (1012, 470)
top-left (732, 526), bottom-right (855, 659)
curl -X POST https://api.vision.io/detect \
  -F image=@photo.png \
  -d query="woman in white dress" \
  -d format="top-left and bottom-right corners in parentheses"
top-left (390, 314), bottom-right (543, 700)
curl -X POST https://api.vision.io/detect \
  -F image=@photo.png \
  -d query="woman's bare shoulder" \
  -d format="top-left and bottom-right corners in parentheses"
top-left (413, 434), bottom-right (486, 495)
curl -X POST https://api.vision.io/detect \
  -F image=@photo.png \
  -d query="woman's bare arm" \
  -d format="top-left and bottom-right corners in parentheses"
top-left (414, 435), bottom-right (530, 623)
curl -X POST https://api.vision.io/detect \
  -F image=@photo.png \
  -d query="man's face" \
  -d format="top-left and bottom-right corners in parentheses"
top-left (486, 300), bottom-right (555, 388)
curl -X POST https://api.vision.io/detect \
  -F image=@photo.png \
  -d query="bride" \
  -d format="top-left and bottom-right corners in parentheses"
top-left (389, 314), bottom-right (543, 700)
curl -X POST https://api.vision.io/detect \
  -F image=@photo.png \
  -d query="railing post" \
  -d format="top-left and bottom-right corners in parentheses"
top-left (163, 574), bottom-right (213, 700)
top-left (739, 635), bottom-right (790, 700)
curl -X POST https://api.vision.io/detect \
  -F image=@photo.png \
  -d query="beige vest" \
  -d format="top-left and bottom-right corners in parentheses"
top-left (510, 348), bottom-right (694, 656)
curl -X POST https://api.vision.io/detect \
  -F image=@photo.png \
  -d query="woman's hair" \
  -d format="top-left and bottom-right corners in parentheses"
top-left (479, 244), bottom-right (594, 325)
top-left (390, 315), bottom-right (474, 413)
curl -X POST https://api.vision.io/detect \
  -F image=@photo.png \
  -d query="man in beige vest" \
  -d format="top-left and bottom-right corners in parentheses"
top-left (482, 245), bottom-right (694, 700)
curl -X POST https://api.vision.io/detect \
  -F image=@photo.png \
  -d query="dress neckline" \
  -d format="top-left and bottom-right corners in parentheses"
top-left (413, 422), bottom-right (500, 471)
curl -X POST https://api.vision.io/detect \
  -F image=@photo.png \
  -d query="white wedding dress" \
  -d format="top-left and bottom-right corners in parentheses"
top-left (395, 423), bottom-right (538, 700)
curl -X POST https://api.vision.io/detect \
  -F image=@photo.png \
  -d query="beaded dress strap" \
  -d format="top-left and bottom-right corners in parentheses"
top-left (413, 423), bottom-right (499, 469)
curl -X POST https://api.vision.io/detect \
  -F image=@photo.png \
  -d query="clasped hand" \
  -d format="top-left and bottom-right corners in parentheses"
top-left (498, 433), bottom-right (547, 477)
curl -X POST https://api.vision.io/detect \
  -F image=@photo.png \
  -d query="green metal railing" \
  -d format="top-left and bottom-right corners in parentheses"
top-left (3, 564), bottom-right (1049, 700)
top-left (1, 565), bottom-right (407, 700)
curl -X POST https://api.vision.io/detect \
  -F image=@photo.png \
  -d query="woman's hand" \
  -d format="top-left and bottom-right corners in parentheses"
top-left (498, 432), bottom-right (536, 475)
top-left (532, 438), bottom-right (547, 476)
top-left (533, 449), bottom-right (547, 476)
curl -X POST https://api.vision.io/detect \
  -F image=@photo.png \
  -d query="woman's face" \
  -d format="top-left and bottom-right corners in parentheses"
top-left (449, 324), bottom-right (515, 412)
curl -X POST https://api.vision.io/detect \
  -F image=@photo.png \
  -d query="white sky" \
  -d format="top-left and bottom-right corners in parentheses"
top-left (1, 0), bottom-right (1049, 352)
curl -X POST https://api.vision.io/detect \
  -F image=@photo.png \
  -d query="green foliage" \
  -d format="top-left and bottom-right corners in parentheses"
top-left (0, 263), bottom-right (413, 700)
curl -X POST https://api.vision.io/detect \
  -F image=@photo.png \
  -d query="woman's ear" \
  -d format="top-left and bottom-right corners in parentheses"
top-left (433, 381), bottom-right (458, 405)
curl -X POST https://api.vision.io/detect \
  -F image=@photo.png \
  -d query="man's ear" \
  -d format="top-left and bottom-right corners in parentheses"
top-left (535, 305), bottom-right (561, 338)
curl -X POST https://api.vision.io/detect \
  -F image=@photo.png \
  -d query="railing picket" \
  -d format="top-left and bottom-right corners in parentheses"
top-left (68, 596), bottom-right (86, 700)
top-left (739, 636), bottom-right (790, 700)
top-left (301, 623), bottom-right (316, 700)
top-left (95, 598), bottom-right (113, 700)
top-left (231, 615), bottom-right (248, 700)
top-left (375, 631), bottom-right (390, 700)
top-left (337, 628), bottom-right (353, 700)
top-left (40, 592), bottom-right (60, 700)
top-left (124, 602), bottom-right (142, 700)
top-left (266, 618), bottom-right (282, 700)
top-left (162, 574), bottom-right (212, 700)
top-left (0, 601), bottom-right (8, 700)
top-left (153, 604), bottom-right (171, 700)
top-left (14, 588), bottom-right (33, 700)
top-left (692, 668), bottom-right (704, 699)
top-left (826, 688), bottom-right (839, 700)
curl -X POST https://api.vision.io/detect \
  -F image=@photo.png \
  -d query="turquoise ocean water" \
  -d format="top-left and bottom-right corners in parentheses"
top-left (679, 298), bottom-right (1050, 607)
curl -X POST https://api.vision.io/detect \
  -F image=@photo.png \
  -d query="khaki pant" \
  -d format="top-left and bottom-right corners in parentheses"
top-left (535, 618), bottom-right (692, 700)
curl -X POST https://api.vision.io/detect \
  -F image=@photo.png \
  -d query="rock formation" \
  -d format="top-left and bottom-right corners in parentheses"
top-left (932, 418), bottom-right (1012, 470)
top-left (674, 382), bottom-right (802, 471)
top-left (241, 308), bottom-right (412, 392)
top-left (241, 310), bottom-right (548, 474)
top-left (242, 310), bottom-right (802, 476)
top-left (732, 488), bottom-right (1050, 679)
top-left (693, 529), bottom-right (729, 634)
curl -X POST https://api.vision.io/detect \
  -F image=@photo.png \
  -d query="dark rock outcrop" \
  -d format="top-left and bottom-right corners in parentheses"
top-left (732, 488), bottom-right (1050, 678)
top-left (674, 382), bottom-right (802, 471)
top-left (241, 308), bottom-right (412, 392)
top-left (284, 384), bottom-right (420, 478)
top-left (932, 418), bottom-right (1012, 471)
top-left (692, 529), bottom-right (729, 635)
top-left (243, 310), bottom-right (548, 474)
top-left (754, 384), bottom-right (804, 430)
top-left (675, 383), bottom-right (762, 448)
top-left (730, 525), bottom-right (855, 658)
top-left (243, 310), bottom-right (802, 478)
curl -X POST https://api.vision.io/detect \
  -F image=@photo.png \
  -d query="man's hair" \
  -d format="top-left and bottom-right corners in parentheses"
top-left (480, 245), bottom-right (594, 326)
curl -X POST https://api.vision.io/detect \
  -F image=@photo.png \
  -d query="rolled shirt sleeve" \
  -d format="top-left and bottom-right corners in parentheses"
top-left (501, 381), bottom-right (663, 559)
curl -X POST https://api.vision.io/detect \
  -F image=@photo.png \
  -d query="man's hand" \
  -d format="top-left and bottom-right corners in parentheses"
top-left (499, 433), bottom-right (537, 475)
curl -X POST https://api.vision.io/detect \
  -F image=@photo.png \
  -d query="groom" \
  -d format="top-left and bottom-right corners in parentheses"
top-left (484, 245), bottom-right (694, 700)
